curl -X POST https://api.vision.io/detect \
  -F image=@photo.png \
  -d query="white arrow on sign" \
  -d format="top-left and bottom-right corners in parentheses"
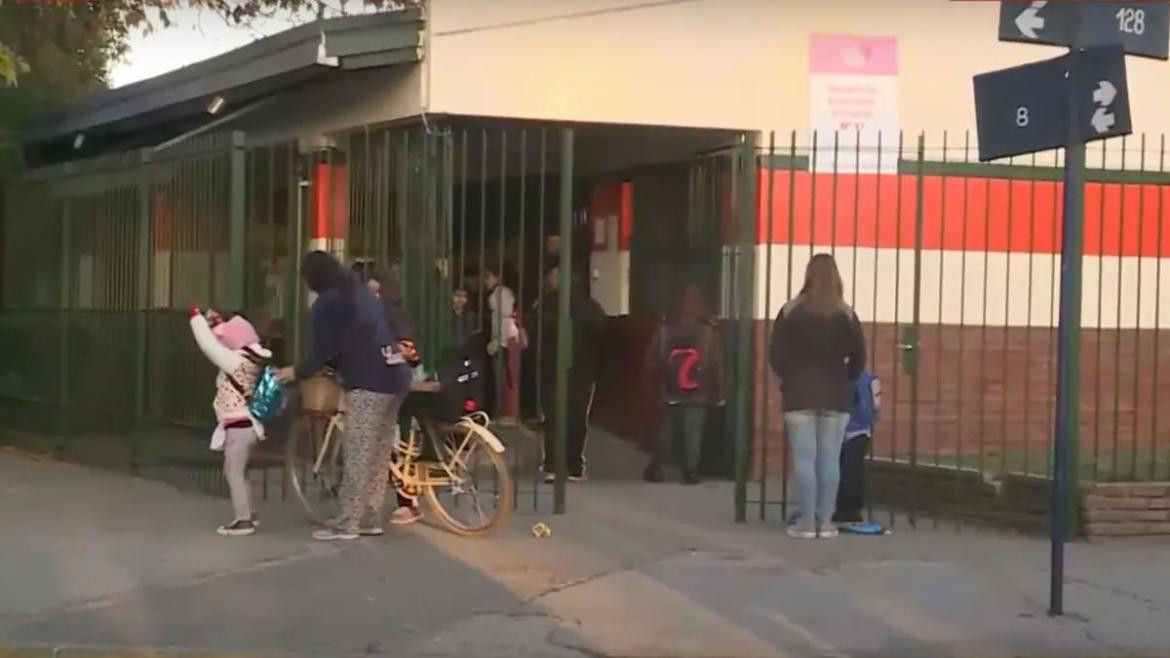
top-left (1091, 107), bottom-right (1116, 134)
top-left (1091, 79), bottom-right (1117, 135)
top-left (1093, 81), bottom-right (1116, 107)
top-left (1015, 0), bottom-right (1048, 39)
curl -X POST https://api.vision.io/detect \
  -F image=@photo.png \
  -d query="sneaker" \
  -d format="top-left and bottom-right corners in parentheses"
top-left (568, 469), bottom-right (586, 482)
top-left (785, 526), bottom-right (817, 539)
top-left (359, 526), bottom-right (385, 537)
top-left (312, 527), bottom-right (359, 541)
top-left (389, 506), bottom-right (423, 525)
top-left (217, 519), bottom-right (256, 537)
top-left (544, 471), bottom-right (586, 483)
top-left (818, 526), bottom-right (840, 539)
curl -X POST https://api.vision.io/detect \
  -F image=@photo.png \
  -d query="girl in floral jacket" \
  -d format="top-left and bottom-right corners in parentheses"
top-left (190, 306), bottom-right (272, 537)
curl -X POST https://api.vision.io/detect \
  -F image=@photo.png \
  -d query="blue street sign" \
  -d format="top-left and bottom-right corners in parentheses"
top-left (973, 45), bottom-right (1131, 162)
top-left (999, 1), bottom-right (1170, 60)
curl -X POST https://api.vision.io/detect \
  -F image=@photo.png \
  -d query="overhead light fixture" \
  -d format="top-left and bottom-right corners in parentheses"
top-left (73, 133), bottom-right (85, 149)
top-left (207, 95), bottom-right (226, 115)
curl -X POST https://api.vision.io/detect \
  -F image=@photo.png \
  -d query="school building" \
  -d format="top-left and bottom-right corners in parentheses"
top-left (3, 0), bottom-right (1170, 525)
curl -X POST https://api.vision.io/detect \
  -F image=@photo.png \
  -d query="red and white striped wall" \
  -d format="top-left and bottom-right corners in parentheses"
top-left (589, 181), bottom-right (633, 316)
top-left (753, 170), bottom-right (1170, 329)
top-left (310, 162), bottom-right (349, 255)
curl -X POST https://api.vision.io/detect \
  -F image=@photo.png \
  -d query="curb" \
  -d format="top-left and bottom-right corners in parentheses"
top-left (0, 646), bottom-right (276, 650)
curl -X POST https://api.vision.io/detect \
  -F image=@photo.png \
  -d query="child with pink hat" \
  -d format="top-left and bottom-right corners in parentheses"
top-left (190, 305), bottom-right (272, 536)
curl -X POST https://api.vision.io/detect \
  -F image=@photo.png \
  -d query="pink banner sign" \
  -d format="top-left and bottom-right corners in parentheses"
top-left (809, 34), bottom-right (899, 76)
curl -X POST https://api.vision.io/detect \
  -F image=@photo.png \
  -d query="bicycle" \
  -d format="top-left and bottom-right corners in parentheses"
top-left (285, 382), bottom-right (514, 537)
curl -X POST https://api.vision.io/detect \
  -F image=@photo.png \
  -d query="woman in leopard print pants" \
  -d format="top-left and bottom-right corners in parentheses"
top-left (331, 390), bottom-right (403, 535)
top-left (279, 251), bottom-right (413, 541)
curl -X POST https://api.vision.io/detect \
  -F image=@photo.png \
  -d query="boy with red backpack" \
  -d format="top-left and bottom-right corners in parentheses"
top-left (643, 285), bottom-right (725, 485)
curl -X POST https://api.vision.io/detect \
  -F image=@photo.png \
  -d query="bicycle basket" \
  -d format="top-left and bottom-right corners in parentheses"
top-left (300, 373), bottom-right (341, 414)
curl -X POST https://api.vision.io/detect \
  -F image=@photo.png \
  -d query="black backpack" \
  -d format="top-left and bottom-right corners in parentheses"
top-left (660, 323), bottom-right (713, 401)
top-left (435, 335), bottom-right (485, 422)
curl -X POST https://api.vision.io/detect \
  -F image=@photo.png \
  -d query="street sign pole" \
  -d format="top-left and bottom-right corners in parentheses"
top-left (989, 0), bottom-right (1165, 619)
top-left (1050, 33), bottom-right (1085, 620)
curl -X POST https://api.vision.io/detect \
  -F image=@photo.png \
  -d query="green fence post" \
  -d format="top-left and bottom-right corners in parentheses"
top-left (228, 132), bottom-right (247, 312)
top-left (733, 132), bottom-right (759, 524)
top-left (57, 179), bottom-right (72, 445)
top-left (132, 149), bottom-right (152, 473)
top-left (554, 128), bottom-right (574, 515)
top-left (288, 145), bottom-right (306, 362)
top-left (907, 133), bottom-right (926, 527)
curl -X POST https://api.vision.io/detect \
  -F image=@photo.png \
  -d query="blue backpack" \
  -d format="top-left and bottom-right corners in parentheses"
top-left (248, 365), bottom-right (287, 421)
top-left (847, 371), bottom-right (881, 435)
top-left (227, 362), bottom-right (286, 422)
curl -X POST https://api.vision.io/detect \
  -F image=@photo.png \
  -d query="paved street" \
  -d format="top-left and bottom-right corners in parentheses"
top-left (2, 448), bottom-right (1170, 658)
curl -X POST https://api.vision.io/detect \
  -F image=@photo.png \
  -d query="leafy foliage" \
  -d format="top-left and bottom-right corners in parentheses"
top-left (0, 0), bottom-right (419, 178)
top-left (0, 42), bottom-right (27, 87)
top-left (0, 0), bottom-right (422, 88)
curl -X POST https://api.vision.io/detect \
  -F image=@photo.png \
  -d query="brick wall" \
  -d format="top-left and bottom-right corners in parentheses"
top-left (867, 459), bottom-right (1050, 533)
top-left (751, 321), bottom-right (1170, 480)
top-left (1082, 482), bottom-right (1170, 537)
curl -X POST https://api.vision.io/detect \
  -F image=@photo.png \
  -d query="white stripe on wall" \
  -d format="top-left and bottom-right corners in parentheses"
top-left (755, 245), bottom-right (1170, 329)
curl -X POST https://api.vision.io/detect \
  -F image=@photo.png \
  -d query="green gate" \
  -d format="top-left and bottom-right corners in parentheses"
top-left (1, 123), bottom-right (581, 512)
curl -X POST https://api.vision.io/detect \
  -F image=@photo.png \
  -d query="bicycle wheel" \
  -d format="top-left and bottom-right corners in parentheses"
top-left (285, 413), bottom-right (344, 523)
top-left (424, 418), bottom-right (514, 537)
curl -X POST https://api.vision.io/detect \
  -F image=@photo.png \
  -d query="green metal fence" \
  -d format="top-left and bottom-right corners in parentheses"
top-left (0, 123), bottom-right (579, 510)
top-left (1, 135), bottom-right (242, 470)
top-left (14, 121), bottom-right (1164, 528)
top-left (744, 130), bottom-right (1170, 532)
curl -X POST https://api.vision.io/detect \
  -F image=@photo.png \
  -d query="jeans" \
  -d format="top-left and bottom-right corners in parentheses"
top-left (835, 434), bottom-right (871, 522)
top-left (655, 404), bottom-right (708, 474)
top-left (785, 410), bottom-right (849, 531)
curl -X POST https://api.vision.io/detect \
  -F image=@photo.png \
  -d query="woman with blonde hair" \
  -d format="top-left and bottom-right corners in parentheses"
top-left (769, 254), bottom-right (866, 539)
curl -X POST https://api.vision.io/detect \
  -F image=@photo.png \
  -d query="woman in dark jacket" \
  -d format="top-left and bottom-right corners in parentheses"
top-left (769, 254), bottom-right (866, 540)
top-left (278, 251), bottom-right (412, 541)
top-left (352, 263), bottom-right (426, 525)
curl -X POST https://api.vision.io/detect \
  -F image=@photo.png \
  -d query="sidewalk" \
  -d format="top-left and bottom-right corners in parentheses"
top-left (2, 448), bottom-right (1170, 657)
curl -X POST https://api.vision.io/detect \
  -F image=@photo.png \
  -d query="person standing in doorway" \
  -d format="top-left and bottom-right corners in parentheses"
top-left (278, 251), bottom-right (412, 541)
top-left (534, 264), bottom-right (607, 482)
top-left (769, 254), bottom-right (866, 540)
top-left (545, 234), bottom-right (562, 266)
top-left (484, 266), bottom-right (522, 423)
top-left (642, 285), bottom-right (725, 485)
top-left (451, 287), bottom-right (479, 348)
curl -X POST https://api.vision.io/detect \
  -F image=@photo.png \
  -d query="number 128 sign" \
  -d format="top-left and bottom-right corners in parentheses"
top-left (999, 1), bottom-right (1170, 59)
top-left (1115, 5), bottom-right (1149, 35)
